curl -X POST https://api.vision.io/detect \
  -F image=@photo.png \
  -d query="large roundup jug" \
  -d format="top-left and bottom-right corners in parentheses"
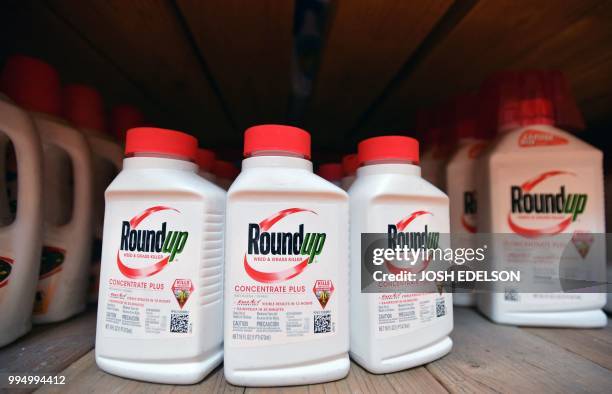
top-left (476, 71), bottom-right (606, 327)
top-left (0, 57), bottom-right (44, 347)
top-left (3, 55), bottom-right (94, 324)
top-left (63, 84), bottom-right (123, 303)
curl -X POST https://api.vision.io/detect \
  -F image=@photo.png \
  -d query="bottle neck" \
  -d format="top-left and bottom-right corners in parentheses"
top-left (123, 155), bottom-right (197, 172)
top-left (357, 162), bottom-right (421, 177)
top-left (242, 155), bottom-right (313, 172)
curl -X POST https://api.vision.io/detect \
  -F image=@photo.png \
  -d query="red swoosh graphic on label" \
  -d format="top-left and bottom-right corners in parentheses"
top-left (245, 208), bottom-right (317, 283)
top-left (507, 214), bottom-right (572, 238)
top-left (521, 171), bottom-right (574, 192)
top-left (396, 211), bottom-right (432, 231)
top-left (244, 254), bottom-right (310, 283)
top-left (129, 206), bottom-right (178, 228)
top-left (117, 251), bottom-right (170, 279)
top-left (461, 214), bottom-right (477, 233)
top-left (259, 208), bottom-right (316, 231)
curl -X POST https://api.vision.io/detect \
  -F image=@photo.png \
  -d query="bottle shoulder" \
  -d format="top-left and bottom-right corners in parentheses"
top-left (228, 168), bottom-right (348, 200)
top-left (350, 173), bottom-right (448, 200)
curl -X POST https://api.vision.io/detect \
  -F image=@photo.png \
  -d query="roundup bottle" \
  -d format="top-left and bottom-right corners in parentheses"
top-left (318, 163), bottom-right (343, 187)
top-left (224, 124), bottom-right (349, 386)
top-left (341, 153), bottom-right (358, 190)
top-left (196, 148), bottom-right (216, 182)
top-left (445, 93), bottom-right (490, 306)
top-left (0, 59), bottom-right (44, 347)
top-left (62, 84), bottom-right (123, 303)
top-left (349, 136), bottom-right (453, 373)
top-left (96, 127), bottom-right (224, 384)
top-left (2, 55), bottom-right (94, 323)
top-left (476, 71), bottom-right (606, 327)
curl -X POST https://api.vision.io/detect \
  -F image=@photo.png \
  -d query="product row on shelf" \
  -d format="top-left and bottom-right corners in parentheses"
top-left (0, 53), bottom-right (609, 388)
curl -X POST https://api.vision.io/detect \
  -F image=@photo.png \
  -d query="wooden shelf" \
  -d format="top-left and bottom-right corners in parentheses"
top-left (1, 308), bottom-right (609, 393)
top-left (2, 0), bottom-right (611, 156)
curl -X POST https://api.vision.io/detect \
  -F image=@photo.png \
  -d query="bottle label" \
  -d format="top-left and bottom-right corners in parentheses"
top-left (0, 256), bottom-right (14, 303)
top-left (227, 204), bottom-right (342, 347)
top-left (372, 204), bottom-right (452, 339)
top-left (33, 246), bottom-right (66, 315)
top-left (99, 201), bottom-right (202, 338)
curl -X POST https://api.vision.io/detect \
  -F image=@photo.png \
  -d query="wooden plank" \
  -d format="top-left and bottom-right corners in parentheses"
top-left (522, 319), bottom-right (612, 370)
top-left (305, 0), bottom-right (452, 144)
top-left (360, 0), bottom-right (606, 133)
top-left (177, 0), bottom-right (294, 131)
top-left (0, 308), bottom-right (96, 375)
top-left (44, 0), bottom-right (234, 141)
top-left (35, 351), bottom-right (241, 394)
top-left (425, 307), bottom-right (612, 393)
top-left (0, 0), bottom-right (168, 127)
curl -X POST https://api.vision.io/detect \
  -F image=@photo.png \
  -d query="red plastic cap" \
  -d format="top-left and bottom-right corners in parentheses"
top-left (62, 84), bottom-right (106, 132)
top-left (125, 127), bottom-right (197, 160)
top-left (0, 55), bottom-right (62, 116)
top-left (342, 154), bottom-right (359, 176)
top-left (196, 149), bottom-right (216, 171)
top-left (358, 136), bottom-right (419, 164)
top-left (450, 93), bottom-right (478, 140)
top-left (318, 163), bottom-right (343, 181)
top-left (484, 71), bottom-right (555, 132)
top-left (110, 105), bottom-right (145, 142)
top-left (213, 160), bottom-right (239, 179)
top-left (244, 124), bottom-right (311, 159)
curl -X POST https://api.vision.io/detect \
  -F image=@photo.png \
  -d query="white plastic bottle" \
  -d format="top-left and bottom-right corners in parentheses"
top-left (1, 55), bottom-right (94, 324)
top-left (224, 124), bottom-right (349, 386)
top-left (96, 127), bottom-right (224, 384)
top-left (213, 159), bottom-right (238, 190)
top-left (62, 84), bottom-right (124, 303)
top-left (341, 154), bottom-right (358, 190)
top-left (0, 58), bottom-right (44, 347)
top-left (318, 163), bottom-right (343, 187)
top-left (196, 148), bottom-right (217, 182)
top-left (445, 93), bottom-right (490, 306)
top-left (476, 71), bottom-right (606, 327)
top-left (349, 135), bottom-right (453, 373)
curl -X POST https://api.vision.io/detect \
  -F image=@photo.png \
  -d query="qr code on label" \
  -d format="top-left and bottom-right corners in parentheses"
top-left (314, 311), bottom-right (332, 334)
top-left (436, 298), bottom-right (446, 317)
top-left (505, 288), bottom-right (519, 302)
top-left (170, 312), bottom-right (189, 333)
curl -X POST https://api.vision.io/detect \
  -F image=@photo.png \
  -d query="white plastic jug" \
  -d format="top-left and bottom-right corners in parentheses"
top-left (224, 125), bottom-right (350, 386)
top-left (62, 84), bottom-right (123, 303)
top-left (0, 71), bottom-right (44, 346)
top-left (96, 128), bottom-right (225, 384)
top-left (1, 55), bottom-right (95, 324)
top-left (349, 136), bottom-right (453, 373)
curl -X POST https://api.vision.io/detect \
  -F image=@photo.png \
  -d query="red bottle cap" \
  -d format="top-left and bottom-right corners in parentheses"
top-left (62, 84), bottom-right (106, 132)
top-left (485, 71), bottom-right (555, 132)
top-left (196, 149), bottom-right (216, 171)
top-left (213, 160), bottom-right (239, 179)
top-left (450, 93), bottom-right (478, 141)
top-left (0, 55), bottom-right (62, 116)
top-left (358, 136), bottom-right (419, 164)
top-left (110, 105), bottom-right (145, 142)
top-left (125, 127), bottom-right (197, 161)
top-left (318, 163), bottom-right (343, 181)
top-left (341, 154), bottom-right (359, 176)
top-left (244, 124), bottom-right (311, 159)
